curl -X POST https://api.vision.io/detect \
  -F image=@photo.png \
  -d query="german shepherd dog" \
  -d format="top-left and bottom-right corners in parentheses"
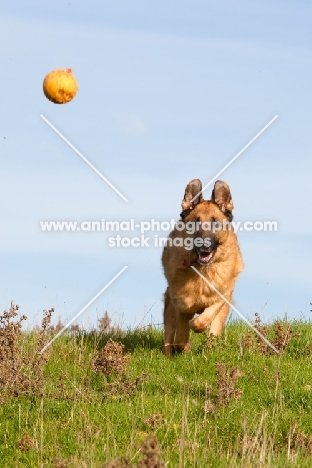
top-left (162, 179), bottom-right (243, 356)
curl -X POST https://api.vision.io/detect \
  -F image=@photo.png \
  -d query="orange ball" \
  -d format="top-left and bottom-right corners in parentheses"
top-left (43, 68), bottom-right (78, 104)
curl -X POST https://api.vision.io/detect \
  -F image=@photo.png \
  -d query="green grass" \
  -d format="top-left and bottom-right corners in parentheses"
top-left (1, 319), bottom-right (312, 467)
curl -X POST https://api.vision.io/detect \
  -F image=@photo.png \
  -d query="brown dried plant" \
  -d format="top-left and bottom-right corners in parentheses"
top-left (101, 457), bottom-right (131, 468)
top-left (137, 434), bottom-right (165, 468)
top-left (203, 362), bottom-right (244, 414)
top-left (52, 457), bottom-right (71, 468)
top-left (203, 333), bottom-right (219, 351)
top-left (47, 317), bottom-right (65, 334)
top-left (93, 339), bottom-right (130, 379)
top-left (271, 321), bottom-right (296, 353)
top-left (93, 338), bottom-right (150, 399)
top-left (17, 432), bottom-right (37, 451)
top-left (0, 302), bottom-right (54, 399)
top-left (242, 313), bottom-right (297, 355)
top-left (254, 312), bottom-right (270, 354)
top-left (0, 303), bottom-right (27, 391)
top-left (290, 423), bottom-right (312, 455)
top-left (98, 311), bottom-right (122, 334)
top-left (103, 374), bottom-right (149, 399)
top-left (98, 311), bottom-right (112, 331)
top-left (101, 434), bottom-right (165, 468)
top-left (144, 414), bottom-right (164, 430)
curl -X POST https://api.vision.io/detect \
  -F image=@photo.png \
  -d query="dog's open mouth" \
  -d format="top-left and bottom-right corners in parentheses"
top-left (196, 247), bottom-right (216, 265)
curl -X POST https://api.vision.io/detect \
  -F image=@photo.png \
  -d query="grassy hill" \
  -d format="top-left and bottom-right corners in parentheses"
top-left (0, 304), bottom-right (312, 467)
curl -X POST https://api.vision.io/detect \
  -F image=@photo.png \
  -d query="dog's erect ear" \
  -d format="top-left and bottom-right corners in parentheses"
top-left (211, 180), bottom-right (234, 221)
top-left (181, 179), bottom-right (203, 212)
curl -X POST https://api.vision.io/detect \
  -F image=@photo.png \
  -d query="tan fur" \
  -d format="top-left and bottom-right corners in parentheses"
top-left (162, 179), bottom-right (243, 356)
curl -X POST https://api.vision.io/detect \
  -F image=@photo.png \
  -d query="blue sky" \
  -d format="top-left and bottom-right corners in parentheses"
top-left (1, 1), bottom-right (312, 329)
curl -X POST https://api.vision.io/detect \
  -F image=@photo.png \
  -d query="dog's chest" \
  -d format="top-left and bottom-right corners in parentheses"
top-left (171, 274), bottom-right (214, 313)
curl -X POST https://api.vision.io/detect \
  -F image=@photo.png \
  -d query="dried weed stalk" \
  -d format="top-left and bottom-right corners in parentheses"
top-left (47, 317), bottom-right (65, 334)
top-left (17, 432), bottom-right (37, 451)
top-left (204, 333), bottom-right (219, 351)
top-left (98, 311), bottom-right (112, 332)
top-left (101, 457), bottom-right (130, 468)
top-left (144, 414), bottom-right (164, 430)
top-left (52, 457), bottom-right (71, 468)
top-left (196, 333), bottom-right (220, 355)
top-left (137, 434), bottom-right (165, 468)
top-left (98, 311), bottom-right (121, 334)
top-left (290, 423), bottom-right (312, 455)
top-left (93, 339), bottom-right (150, 399)
top-left (103, 374), bottom-right (149, 399)
top-left (101, 434), bottom-right (165, 468)
top-left (0, 302), bottom-right (54, 398)
top-left (254, 313), bottom-right (270, 354)
top-left (93, 339), bottom-right (130, 379)
top-left (242, 313), bottom-right (297, 355)
top-left (0, 303), bottom-right (27, 391)
top-left (271, 321), bottom-right (297, 353)
top-left (203, 363), bottom-right (244, 414)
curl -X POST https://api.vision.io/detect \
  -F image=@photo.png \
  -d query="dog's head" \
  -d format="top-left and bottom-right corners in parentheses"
top-left (180, 179), bottom-right (234, 265)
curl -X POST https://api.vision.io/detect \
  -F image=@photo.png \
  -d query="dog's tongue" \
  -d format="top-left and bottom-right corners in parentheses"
top-left (200, 251), bottom-right (213, 263)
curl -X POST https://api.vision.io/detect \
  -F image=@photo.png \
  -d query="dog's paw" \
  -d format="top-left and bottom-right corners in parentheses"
top-left (189, 317), bottom-right (207, 333)
top-left (182, 343), bottom-right (192, 353)
top-left (163, 343), bottom-right (174, 357)
top-left (173, 342), bottom-right (192, 353)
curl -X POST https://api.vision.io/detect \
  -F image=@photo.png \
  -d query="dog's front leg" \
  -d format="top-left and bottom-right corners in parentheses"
top-left (209, 302), bottom-right (230, 335)
top-left (189, 302), bottom-right (224, 333)
top-left (163, 293), bottom-right (177, 357)
top-left (174, 311), bottom-right (195, 352)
